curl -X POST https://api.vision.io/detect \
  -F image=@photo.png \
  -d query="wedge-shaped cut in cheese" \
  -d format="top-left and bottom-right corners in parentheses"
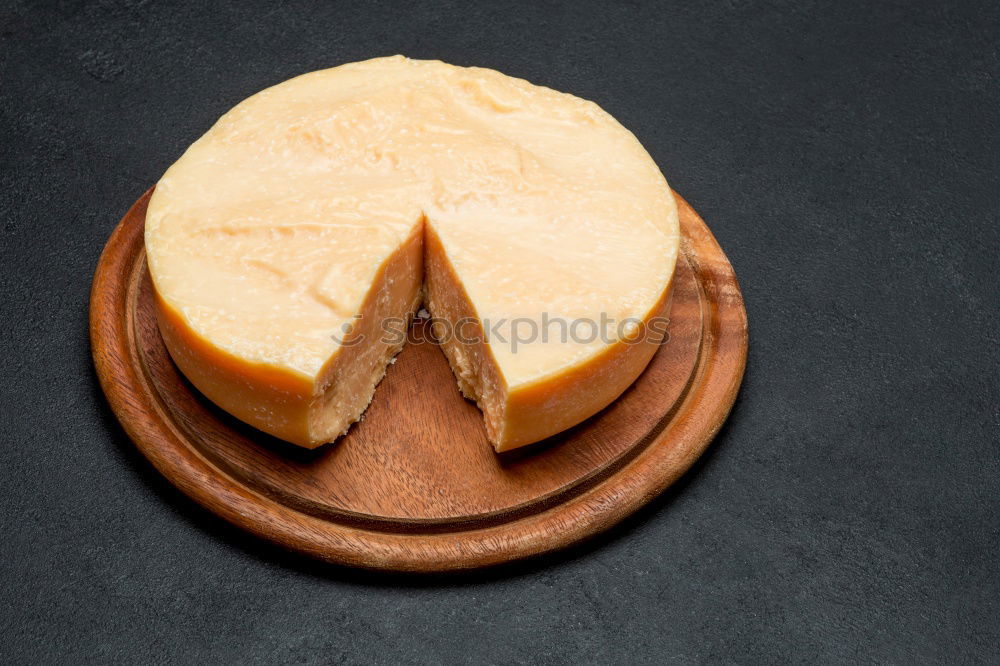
top-left (145, 56), bottom-right (680, 451)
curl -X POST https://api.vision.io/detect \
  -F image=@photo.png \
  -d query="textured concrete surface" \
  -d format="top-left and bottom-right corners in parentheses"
top-left (1, 1), bottom-right (998, 663)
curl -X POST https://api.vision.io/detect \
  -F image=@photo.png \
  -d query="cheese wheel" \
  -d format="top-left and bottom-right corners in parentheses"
top-left (145, 56), bottom-right (680, 451)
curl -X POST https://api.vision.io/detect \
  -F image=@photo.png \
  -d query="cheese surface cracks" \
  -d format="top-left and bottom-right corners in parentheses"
top-left (145, 56), bottom-right (680, 451)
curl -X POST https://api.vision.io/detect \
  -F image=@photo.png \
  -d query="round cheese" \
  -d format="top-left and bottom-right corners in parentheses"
top-left (145, 56), bottom-right (680, 451)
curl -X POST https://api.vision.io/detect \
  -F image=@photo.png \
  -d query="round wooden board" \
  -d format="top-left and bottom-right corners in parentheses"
top-left (90, 189), bottom-right (747, 572)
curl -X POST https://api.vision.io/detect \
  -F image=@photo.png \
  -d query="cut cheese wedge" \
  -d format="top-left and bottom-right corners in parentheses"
top-left (145, 56), bottom-right (680, 451)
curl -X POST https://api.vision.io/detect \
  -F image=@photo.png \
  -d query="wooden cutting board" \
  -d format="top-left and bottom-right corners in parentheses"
top-left (90, 189), bottom-right (747, 572)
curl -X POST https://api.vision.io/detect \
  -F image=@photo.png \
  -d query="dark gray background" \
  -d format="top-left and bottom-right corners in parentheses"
top-left (2, 0), bottom-right (998, 663)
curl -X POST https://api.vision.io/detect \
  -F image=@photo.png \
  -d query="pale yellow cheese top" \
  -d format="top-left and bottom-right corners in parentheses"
top-left (146, 56), bottom-right (679, 390)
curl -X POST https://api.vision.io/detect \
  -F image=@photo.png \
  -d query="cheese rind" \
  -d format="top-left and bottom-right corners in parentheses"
top-left (145, 56), bottom-right (680, 450)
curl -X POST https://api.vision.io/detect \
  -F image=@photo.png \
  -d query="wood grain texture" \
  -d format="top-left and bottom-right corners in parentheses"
top-left (90, 189), bottom-right (748, 572)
